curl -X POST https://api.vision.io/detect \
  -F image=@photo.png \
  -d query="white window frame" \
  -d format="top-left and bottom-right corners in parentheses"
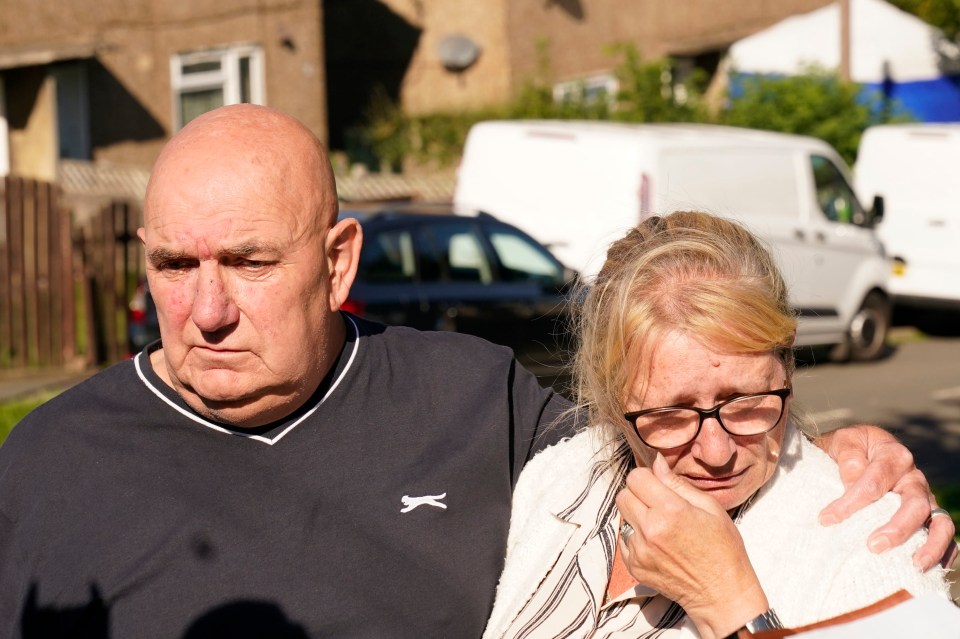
top-left (552, 73), bottom-right (618, 105)
top-left (0, 77), bottom-right (9, 177)
top-left (170, 44), bottom-right (265, 131)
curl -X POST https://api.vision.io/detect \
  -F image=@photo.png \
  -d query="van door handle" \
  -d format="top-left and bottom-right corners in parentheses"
top-left (814, 231), bottom-right (827, 242)
top-left (794, 229), bottom-right (806, 241)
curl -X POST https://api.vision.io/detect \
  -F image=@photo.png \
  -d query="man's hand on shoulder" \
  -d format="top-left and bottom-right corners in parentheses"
top-left (813, 424), bottom-right (957, 571)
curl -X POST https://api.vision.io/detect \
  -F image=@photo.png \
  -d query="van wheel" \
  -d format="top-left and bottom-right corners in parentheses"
top-left (829, 292), bottom-right (891, 362)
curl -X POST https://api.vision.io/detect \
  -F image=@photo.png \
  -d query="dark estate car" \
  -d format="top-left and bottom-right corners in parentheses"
top-left (342, 207), bottom-right (578, 379)
top-left (128, 279), bottom-right (160, 355)
top-left (129, 207), bottom-right (577, 381)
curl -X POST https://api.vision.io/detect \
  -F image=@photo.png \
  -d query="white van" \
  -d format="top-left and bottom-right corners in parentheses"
top-left (856, 124), bottom-right (960, 312)
top-left (454, 120), bottom-right (891, 360)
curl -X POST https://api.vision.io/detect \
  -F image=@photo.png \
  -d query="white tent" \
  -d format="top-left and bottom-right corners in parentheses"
top-left (727, 0), bottom-right (960, 121)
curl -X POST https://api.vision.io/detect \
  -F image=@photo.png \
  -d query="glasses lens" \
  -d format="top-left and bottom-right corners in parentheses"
top-left (718, 394), bottom-right (784, 435)
top-left (633, 408), bottom-right (700, 449)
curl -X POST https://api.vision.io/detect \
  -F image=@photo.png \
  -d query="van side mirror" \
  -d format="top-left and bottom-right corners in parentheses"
top-left (870, 195), bottom-right (884, 224)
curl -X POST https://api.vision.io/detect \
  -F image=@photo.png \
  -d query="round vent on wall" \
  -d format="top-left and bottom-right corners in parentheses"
top-left (437, 34), bottom-right (481, 72)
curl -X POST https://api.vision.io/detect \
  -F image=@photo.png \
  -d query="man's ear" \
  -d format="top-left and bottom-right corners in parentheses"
top-left (325, 217), bottom-right (363, 312)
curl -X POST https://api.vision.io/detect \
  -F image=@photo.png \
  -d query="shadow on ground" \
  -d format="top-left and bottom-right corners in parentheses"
top-left (885, 402), bottom-right (960, 488)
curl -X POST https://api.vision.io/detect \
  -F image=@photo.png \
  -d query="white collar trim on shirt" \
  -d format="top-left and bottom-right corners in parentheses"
top-left (133, 314), bottom-right (361, 446)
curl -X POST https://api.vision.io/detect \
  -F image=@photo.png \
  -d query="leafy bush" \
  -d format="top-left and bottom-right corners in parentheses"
top-left (355, 45), bottom-right (913, 171)
top-left (720, 67), bottom-right (913, 165)
top-left (889, 0), bottom-right (960, 41)
top-left (358, 43), bottom-right (706, 169)
top-left (606, 43), bottom-right (708, 124)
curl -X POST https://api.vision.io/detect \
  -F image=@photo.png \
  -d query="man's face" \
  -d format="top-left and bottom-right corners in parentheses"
top-left (139, 127), bottom-right (348, 426)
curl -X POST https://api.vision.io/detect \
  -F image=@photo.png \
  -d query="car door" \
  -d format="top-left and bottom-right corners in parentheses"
top-left (415, 218), bottom-right (501, 339)
top-left (349, 223), bottom-right (431, 329)
top-left (794, 154), bottom-right (885, 340)
top-left (480, 221), bottom-right (573, 373)
top-left (415, 218), bottom-right (571, 373)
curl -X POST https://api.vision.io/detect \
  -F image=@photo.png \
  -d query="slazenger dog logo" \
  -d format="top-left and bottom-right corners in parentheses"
top-left (400, 493), bottom-right (448, 513)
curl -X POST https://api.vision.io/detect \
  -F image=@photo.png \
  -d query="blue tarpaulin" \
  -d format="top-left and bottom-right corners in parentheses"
top-left (727, 0), bottom-right (960, 122)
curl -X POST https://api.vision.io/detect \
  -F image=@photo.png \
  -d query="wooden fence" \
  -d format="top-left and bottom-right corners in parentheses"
top-left (0, 176), bottom-right (142, 371)
top-left (85, 199), bottom-right (143, 365)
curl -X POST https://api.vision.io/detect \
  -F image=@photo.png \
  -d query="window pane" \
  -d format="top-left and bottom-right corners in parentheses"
top-left (239, 56), bottom-right (251, 103)
top-left (417, 230), bottom-right (442, 282)
top-left (182, 60), bottom-right (221, 75)
top-left (173, 46), bottom-right (263, 130)
top-left (423, 222), bottom-right (492, 283)
top-left (488, 229), bottom-right (563, 284)
top-left (811, 155), bottom-right (862, 224)
top-left (358, 230), bottom-right (415, 283)
top-left (448, 234), bottom-right (490, 282)
top-left (180, 88), bottom-right (224, 127)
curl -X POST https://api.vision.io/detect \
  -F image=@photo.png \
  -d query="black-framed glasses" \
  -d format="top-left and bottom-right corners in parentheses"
top-left (623, 388), bottom-right (792, 450)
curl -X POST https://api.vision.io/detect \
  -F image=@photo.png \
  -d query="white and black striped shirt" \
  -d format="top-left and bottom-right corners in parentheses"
top-left (494, 442), bottom-right (700, 638)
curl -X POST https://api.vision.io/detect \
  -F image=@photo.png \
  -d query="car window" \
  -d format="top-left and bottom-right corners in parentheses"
top-left (419, 221), bottom-right (493, 284)
top-left (487, 227), bottom-right (565, 286)
top-left (358, 228), bottom-right (416, 283)
top-left (811, 155), bottom-right (865, 225)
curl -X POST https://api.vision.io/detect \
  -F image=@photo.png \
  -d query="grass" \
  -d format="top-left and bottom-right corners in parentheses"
top-left (0, 391), bottom-right (59, 445)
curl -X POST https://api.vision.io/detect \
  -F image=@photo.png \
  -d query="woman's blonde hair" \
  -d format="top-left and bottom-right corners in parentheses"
top-left (571, 211), bottom-right (798, 446)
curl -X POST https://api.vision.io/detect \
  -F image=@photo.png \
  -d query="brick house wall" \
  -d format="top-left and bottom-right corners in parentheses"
top-left (351, 0), bottom-right (835, 118)
top-left (0, 0), bottom-right (327, 172)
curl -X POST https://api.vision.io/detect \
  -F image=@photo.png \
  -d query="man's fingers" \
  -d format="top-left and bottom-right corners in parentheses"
top-left (834, 450), bottom-right (870, 490)
top-left (819, 461), bottom-right (887, 526)
top-left (868, 468), bottom-right (939, 551)
top-left (862, 479), bottom-right (933, 554)
top-left (822, 424), bottom-right (915, 492)
top-left (912, 513), bottom-right (958, 571)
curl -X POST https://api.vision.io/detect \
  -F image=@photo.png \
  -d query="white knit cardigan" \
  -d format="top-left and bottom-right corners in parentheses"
top-left (484, 424), bottom-right (950, 638)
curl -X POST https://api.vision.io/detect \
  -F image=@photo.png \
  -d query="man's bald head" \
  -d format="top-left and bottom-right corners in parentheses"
top-left (146, 104), bottom-right (339, 233)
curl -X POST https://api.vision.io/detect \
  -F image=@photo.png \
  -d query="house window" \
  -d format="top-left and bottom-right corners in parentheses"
top-left (552, 73), bottom-right (618, 105)
top-left (171, 45), bottom-right (264, 130)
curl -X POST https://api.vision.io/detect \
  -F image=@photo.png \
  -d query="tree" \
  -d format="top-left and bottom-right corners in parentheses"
top-left (888, 0), bottom-right (960, 41)
top-left (719, 68), bottom-right (911, 164)
top-left (608, 44), bottom-right (708, 123)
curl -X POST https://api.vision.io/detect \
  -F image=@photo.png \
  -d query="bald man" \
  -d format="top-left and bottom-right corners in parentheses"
top-left (0, 105), bottom-right (952, 639)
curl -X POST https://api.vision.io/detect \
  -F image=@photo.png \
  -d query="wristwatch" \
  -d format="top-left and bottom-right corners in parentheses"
top-left (724, 608), bottom-right (784, 638)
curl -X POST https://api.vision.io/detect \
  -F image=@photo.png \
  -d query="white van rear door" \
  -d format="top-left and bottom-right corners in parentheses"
top-left (858, 129), bottom-right (960, 303)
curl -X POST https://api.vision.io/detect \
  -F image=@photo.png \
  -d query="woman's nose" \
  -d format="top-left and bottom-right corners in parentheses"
top-left (691, 417), bottom-right (737, 467)
top-left (191, 265), bottom-right (240, 333)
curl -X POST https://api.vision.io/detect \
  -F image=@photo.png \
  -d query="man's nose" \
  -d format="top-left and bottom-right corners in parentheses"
top-left (691, 416), bottom-right (737, 467)
top-left (191, 264), bottom-right (239, 333)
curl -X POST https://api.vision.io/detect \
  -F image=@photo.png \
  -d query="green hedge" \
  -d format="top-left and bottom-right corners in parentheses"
top-left (354, 44), bottom-right (912, 171)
